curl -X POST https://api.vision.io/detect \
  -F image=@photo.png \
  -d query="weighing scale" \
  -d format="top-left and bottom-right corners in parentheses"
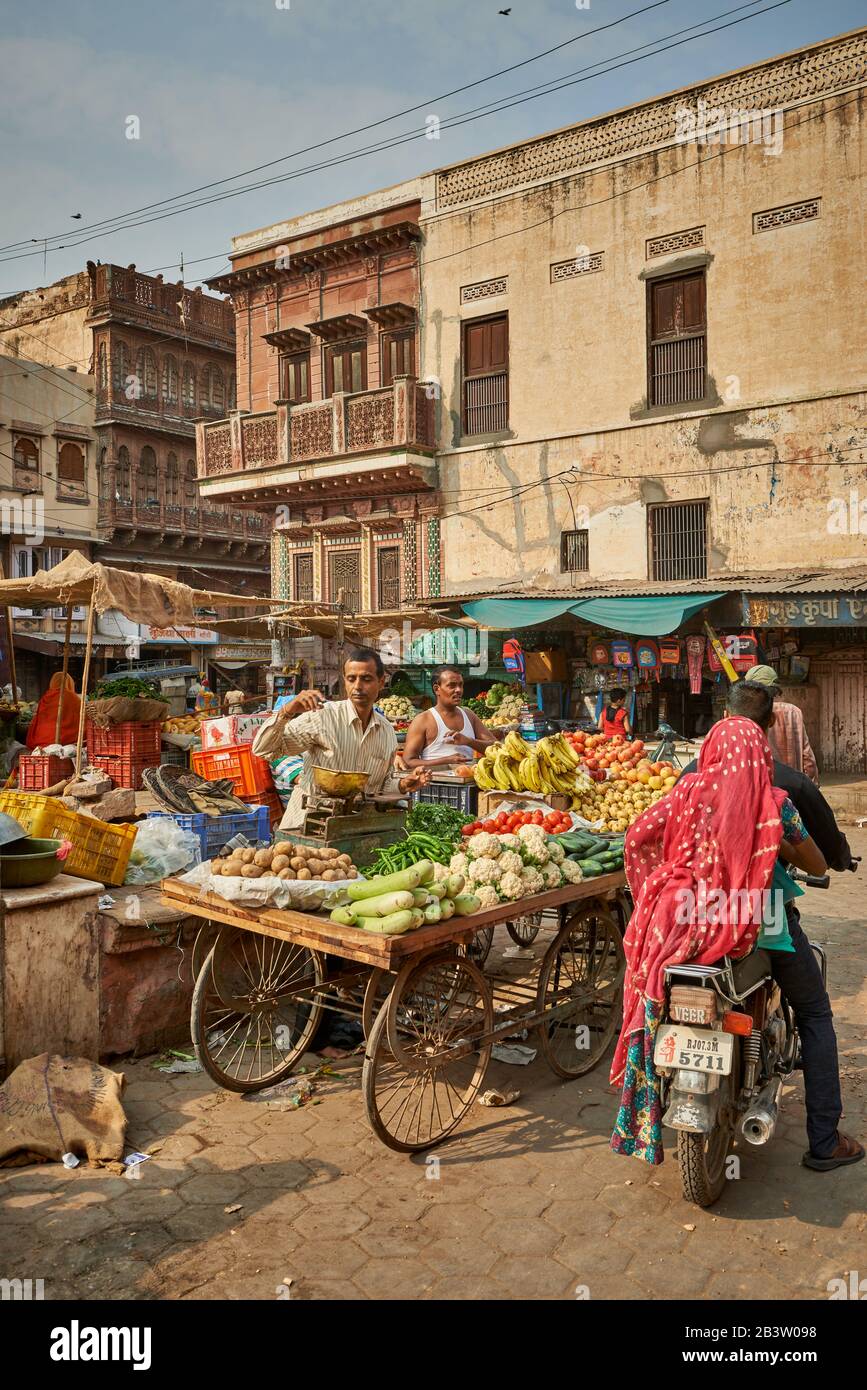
top-left (284, 766), bottom-right (407, 863)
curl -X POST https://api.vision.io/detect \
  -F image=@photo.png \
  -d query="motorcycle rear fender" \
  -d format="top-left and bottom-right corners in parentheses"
top-left (663, 1086), bottom-right (721, 1133)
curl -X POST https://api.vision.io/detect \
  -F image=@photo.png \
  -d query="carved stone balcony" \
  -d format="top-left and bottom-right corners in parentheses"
top-left (88, 263), bottom-right (234, 345)
top-left (195, 376), bottom-right (437, 504)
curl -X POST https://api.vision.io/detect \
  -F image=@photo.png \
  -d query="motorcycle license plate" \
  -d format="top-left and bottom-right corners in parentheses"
top-left (654, 1024), bottom-right (734, 1074)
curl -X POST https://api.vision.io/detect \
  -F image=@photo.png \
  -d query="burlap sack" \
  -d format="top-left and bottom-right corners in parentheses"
top-left (0, 1055), bottom-right (126, 1167)
top-left (85, 696), bottom-right (167, 727)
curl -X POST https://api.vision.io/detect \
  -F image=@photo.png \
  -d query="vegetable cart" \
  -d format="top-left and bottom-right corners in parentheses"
top-left (161, 872), bottom-right (629, 1153)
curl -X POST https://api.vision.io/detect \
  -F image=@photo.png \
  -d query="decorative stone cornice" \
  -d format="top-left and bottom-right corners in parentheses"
top-left (435, 28), bottom-right (867, 210)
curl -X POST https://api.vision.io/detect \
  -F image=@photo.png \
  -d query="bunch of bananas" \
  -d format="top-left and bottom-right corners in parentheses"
top-left (475, 731), bottom-right (586, 797)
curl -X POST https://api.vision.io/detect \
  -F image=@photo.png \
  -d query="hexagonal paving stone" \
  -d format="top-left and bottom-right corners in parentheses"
top-left (539, 1199), bottom-right (616, 1237)
top-left (420, 1202), bottom-right (492, 1239)
top-left (626, 1250), bottom-right (712, 1297)
top-left (304, 1175), bottom-right (370, 1206)
top-left (242, 1159), bottom-right (317, 1191)
top-left (355, 1220), bottom-right (434, 1260)
top-left (478, 1184), bottom-right (553, 1220)
top-left (422, 1235), bottom-right (498, 1278)
top-left (249, 1132), bottom-right (313, 1161)
top-left (355, 1190), bottom-right (427, 1223)
top-left (350, 1256), bottom-right (434, 1300)
top-left (422, 1274), bottom-right (511, 1300)
top-left (293, 1204), bottom-right (369, 1241)
top-left (36, 1206), bottom-right (115, 1240)
top-left (287, 1237), bottom-right (367, 1282)
top-left (295, 1278), bottom-right (365, 1300)
top-left (104, 1189), bottom-right (186, 1223)
top-left (554, 1232), bottom-right (635, 1279)
top-left (149, 1134), bottom-right (203, 1161)
top-left (486, 1217), bottom-right (559, 1257)
top-left (490, 1255), bottom-right (575, 1300)
top-left (178, 1172), bottom-right (247, 1205)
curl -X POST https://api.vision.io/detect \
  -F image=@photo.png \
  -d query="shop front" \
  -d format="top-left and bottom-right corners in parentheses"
top-left (742, 591), bottom-right (867, 774)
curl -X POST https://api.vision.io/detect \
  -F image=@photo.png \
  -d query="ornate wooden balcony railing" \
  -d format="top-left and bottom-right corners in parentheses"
top-left (196, 376), bottom-right (435, 481)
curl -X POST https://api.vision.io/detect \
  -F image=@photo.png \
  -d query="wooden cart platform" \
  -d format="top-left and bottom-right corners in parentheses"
top-left (161, 872), bottom-right (629, 1152)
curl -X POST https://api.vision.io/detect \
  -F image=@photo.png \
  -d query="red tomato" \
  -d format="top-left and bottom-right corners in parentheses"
top-left (460, 824), bottom-right (474, 836)
top-left (532, 811), bottom-right (544, 825)
top-left (482, 819), bottom-right (497, 831)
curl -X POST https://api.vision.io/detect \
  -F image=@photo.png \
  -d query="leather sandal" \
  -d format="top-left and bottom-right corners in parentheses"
top-left (802, 1132), bottom-right (865, 1171)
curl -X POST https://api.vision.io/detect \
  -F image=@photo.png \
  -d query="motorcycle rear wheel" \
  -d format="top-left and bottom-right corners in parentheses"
top-left (676, 1040), bottom-right (741, 1207)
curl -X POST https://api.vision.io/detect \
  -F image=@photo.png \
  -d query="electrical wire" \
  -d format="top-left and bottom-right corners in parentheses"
top-left (0, 0), bottom-right (676, 255)
top-left (0, 1), bottom-right (789, 268)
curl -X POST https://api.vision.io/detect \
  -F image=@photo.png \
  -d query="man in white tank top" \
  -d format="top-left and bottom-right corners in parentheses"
top-left (402, 665), bottom-right (499, 770)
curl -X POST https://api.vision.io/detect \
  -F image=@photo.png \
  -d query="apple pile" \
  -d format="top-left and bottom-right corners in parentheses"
top-left (566, 733), bottom-right (681, 832)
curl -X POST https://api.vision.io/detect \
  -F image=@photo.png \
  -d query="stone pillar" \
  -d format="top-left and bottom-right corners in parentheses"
top-left (360, 523), bottom-right (374, 612)
top-left (402, 518), bottom-right (418, 603)
top-left (426, 516), bottom-right (441, 598)
top-left (271, 531), bottom-right (289, 602)
top-left (313, 530), bottom-right (325, 603)
top-left (332, 392), bottom-right (347, 455)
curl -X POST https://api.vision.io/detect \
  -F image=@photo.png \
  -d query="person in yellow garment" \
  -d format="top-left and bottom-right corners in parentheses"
top-left (252, 647), bottom-right (432, 830)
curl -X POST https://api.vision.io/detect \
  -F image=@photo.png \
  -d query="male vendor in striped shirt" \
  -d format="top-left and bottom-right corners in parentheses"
top-left (252, 647), bottom-right (431, 830)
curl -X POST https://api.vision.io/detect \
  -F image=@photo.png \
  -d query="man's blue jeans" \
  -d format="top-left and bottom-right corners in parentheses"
top-left (771, 909), bottom-right (842, 1157)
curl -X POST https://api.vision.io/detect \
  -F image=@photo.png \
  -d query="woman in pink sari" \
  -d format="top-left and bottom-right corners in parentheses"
top-left (609, 715), bottom-right (818, 1164)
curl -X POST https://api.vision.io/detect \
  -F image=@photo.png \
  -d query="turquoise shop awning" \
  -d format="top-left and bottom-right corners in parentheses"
top-left (462, 593), bottom-right (725, 637)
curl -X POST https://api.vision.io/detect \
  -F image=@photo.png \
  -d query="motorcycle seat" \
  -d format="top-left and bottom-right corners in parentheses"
top-left (729, 948), bottom-right (774, 995)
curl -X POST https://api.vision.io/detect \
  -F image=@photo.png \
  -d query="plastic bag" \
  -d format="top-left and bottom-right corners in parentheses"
top-left (125, 817), bottom-right (201, 884)
top-left (178, 858), bottom-right (360, 912)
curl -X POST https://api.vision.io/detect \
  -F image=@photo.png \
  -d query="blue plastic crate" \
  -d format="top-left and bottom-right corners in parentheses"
top-left (147, 805), bottom-right (271, 861)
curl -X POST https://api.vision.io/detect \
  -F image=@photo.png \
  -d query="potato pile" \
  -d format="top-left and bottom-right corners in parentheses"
top-left (210, 839), bottom-right (359, 882)
top-left (162, 714), bottom-right (202, 734)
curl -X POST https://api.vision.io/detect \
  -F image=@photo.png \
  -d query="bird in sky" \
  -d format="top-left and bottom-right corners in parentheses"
top-left (70, 213), bottom-right (82, 219)
top-left (499, 6), bottom-right (511, 13)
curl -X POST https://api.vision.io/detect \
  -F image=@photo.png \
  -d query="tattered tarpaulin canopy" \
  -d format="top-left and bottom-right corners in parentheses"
top-left (461, 593), bottom-right (725, 637)
top-left (0, 551), bottom-right (275, 627)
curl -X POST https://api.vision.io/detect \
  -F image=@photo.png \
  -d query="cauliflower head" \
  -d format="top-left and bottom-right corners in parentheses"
top-left (468, 856), bottom-right (502, 885)
top-left (497, 849), bottom-right (523, 876)
top-left (518, 865), bottom-right (544, 895)
top-left (520, 839), bottom-right (550, 866)
top-left (560, 858), bottom-right (584, 884)
top-left (517, 823), bottom-right (546, 845)
top-left (547, 841), bottom-right (566, 864)
top-left (497, 833), bottom-right (520, 851)
top-left (449, 851), bottom-right (469, 875)
top-left (467, 831), bottom-right (500, 860)
top-left (473, 883), bottom-right (500, 909)
top-left (541, 861), bottom-right (562, 889)
top-left (498, 871), bottom-right (525, 901)
top-left (432, 862), bottom-right (450, 882)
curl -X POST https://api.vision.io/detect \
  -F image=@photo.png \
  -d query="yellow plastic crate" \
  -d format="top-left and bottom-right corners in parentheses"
top-left (0, 791), bottom-right (137, 886)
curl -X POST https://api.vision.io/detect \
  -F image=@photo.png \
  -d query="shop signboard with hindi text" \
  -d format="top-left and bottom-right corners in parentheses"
top-left (140, 625), bottom-right (219, 644)
top-left (742, 595), bottom-right (867, 627)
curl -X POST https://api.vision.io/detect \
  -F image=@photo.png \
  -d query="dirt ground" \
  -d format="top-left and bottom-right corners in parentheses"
top-left (2, 830), bottom-right (865, 1302)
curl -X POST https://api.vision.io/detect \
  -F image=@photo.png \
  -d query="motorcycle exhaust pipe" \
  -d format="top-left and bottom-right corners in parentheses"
top-left (741, 1076), bottom-right (782, 1146)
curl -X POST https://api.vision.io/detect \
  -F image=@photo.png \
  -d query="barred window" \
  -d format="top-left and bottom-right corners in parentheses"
top-left (560, 529), bottom-right (589, 573)
top-left (648, 500), bottom-right (708, 581)
top-left (647, 272), bottom-right (706, 407)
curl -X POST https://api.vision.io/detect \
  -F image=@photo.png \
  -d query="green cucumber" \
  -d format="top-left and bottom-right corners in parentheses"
top-left (356, 909), bottom-right (416, 935)
top-left (347, 861), bottom-right (433, 901)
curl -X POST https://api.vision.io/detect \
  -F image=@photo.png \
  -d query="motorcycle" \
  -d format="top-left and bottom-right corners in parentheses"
top-left (656, 859), bottom-right (859, 1207)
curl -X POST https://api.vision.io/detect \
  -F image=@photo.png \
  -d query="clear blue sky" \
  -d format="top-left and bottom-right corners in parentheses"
top-left (0, 0), bottom-right (862, 296)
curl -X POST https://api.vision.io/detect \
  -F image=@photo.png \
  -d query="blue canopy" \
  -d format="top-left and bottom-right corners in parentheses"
top-left (462, 593), bottom-right (724, 637)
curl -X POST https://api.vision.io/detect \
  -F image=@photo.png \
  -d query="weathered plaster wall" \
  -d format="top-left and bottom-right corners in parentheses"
top-left (419, 64), bottom-right (867, 591)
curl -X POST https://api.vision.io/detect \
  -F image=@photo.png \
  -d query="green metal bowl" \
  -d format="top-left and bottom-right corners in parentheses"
top-left (0, 837), bottom-right (65, 889)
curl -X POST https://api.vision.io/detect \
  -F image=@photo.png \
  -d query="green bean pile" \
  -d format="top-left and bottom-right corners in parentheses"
top-left (362, 831), bottom-right (453, 877)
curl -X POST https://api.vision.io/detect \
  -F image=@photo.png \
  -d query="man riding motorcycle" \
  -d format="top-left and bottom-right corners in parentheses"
top-left (681, 680), bottom-right (863, 1172)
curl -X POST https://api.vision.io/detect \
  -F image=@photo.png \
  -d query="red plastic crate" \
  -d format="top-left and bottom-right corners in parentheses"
top-left (242, 791), bottom-right (283, 830)
top-left (18, 754), bottom-right (75, 790)
top-left (86, 719), bottom-right (161, 759)
top-left (192, 743), bottom-right (274, 796)
top-left (89, 751), bottom-right (160, 790)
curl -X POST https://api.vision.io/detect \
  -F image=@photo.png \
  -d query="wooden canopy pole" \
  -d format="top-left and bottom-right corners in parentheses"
top-left (55, 602), bottom-right (74, 742)
top-left (74, 600), bottom-right (96, 776)
top-left (0, 559), bottom-right (20, 711)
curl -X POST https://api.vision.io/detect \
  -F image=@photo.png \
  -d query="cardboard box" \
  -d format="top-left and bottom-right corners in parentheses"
top-left (524, 650), bottom-right (568, 682)
top-left (200, 712), bottom-right (268, 751)
top-left (476, 790), bottom-right (571, 817)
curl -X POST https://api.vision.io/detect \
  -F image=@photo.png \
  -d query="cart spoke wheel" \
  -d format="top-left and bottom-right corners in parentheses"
top-left (362, 953), bottom-right (493, 1152)
top-left (191, 928), bottom-right (325, 1092)
top-left (362, 967), bottom-right (395, 1039)
top-left (462, 925), bottom-right (494, 967)
top-left (191, 922), bottom-right (220, 985)
top-left (536, 903), bottom-right (625, 1079)
top-left (506, 912), bottom-right (542, 947)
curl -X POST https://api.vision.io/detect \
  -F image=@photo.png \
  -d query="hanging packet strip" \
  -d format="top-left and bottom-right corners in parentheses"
top-left (686, 634), bottom-right (705, 695)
